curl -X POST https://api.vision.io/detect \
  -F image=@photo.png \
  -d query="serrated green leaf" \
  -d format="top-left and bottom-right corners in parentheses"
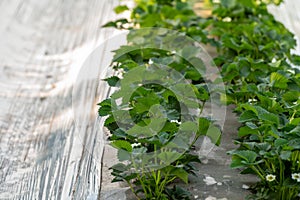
top-left (206, 125), bottom-right (222, 145)
top-left (104, 76), bottom-right (120, 87)
top-left (254, 106), bottom-right (279, 125)
top-left (98, 106), bottom-right (112, 116)
top-left (274, 138), bottom-right (288, 147)
top-left (238, 126), bottom-right (259, 137)
top-left (98, 99), bottom-right (112, 107)
top-left (133, 92), bottom-right (161, 113)
top-left (170, 168), bottom-right (189, 184)
top-left (111, 140), bottom-right (132, 152)
top-left (270, 72), bottom-right (289, 89)
top-left (239, 110), bottom-right (258, 123)
top-left (232, 150), bottom-right (258, 164)
top-left (104, 115), bottom-right (115, 126)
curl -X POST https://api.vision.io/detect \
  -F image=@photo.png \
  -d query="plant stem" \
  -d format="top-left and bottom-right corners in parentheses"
top-left (127, 180), bottom-right (141, 200)
top-left (132, 157), bottom-right (149, 198)
top-left (250, 165), bottom-right (265, 180)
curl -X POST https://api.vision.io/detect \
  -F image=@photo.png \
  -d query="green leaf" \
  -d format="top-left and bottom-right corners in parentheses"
top-left (232, 150), bottom-right (258, 164)
top-left (230, 156), bottom-right (245, 168)
top-left (98, 106), bottom-right (112, 116)
top-left (102, 21), bottom-right (117, 28)
top-left (254, 106), bottom-right (279, 125)
top-left (240, 104), bottom-right (258, 115)
top-left (180, 46), bottom-right (200, 59)
top-left (165, 185), bottom-right (191, 199)
top-left (198, 117), bottom-right (211, 135)
top-left (112, 45), bottom-right (137, 62)
top-left (256, 143), bottom-right (271, 151)
top-left (221, 0), bottom-right (237, 8)
top-left (114, 5), bottom-right (129, 14)
top-left (104, 115), bottom-right (115, 126)
top-left (185, 68), bottom-right (201, 81)
top-left (110, 163), bottom-right (127, 172)
top-left (117, 149), bottom-right (131, 161)
top-left (133, 92), bottom-right (161, 113)
top-left (290, 118), bottom-right (300, 125)
top-left (239, 0), bottom-right (255, 7)
top-left (111, 140), bottom-right (132, 152)
top-left (158, 151), bottom-right (182, 164)
top-left (270, 72), bottom-right (289, 89)
top-left (98, 99), bottom-right (112, 107)
top-left (195, 84), bottom-right (209, 101)
top-left (104, 76), bottom-right (120, 87)
top-left (290, 54), bottom-right (300, 65)
top-left (288, 139), bottom-right (300, 149)
top-left (179, 121), bottom-right (198, 133)
top-left (245, 122), bottom-right (258, 129)
top-left (206, 125), bottom-right (222, 145)
top-left (283, 91), bottom-right (300, 102)
top-left (239, 110), bottom-right (258, 123)
top-left (238, 126), bottom-right (259, 137)
top-left (280, 151), bottom-right (291, 160)
top-left (170, 168), bottom-right (189, 184)
top-left (140, 13), bottom-right (161, 27)
top-left (274, 138), bottom-right (288, 148)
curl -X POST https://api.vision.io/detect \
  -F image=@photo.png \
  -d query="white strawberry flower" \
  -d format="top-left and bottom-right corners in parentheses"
top-left (266, 174), bottom-right (276, 182)
top-left (292, 173), bottom-right (300, 182)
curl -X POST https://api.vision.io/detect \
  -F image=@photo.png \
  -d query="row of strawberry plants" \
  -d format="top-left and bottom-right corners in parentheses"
top-left (98, 1), bottom-right (222, 199)
top-left (210, 1), bottom-right (300, 199)
top-left (99, 0), bottom-right (300, 199)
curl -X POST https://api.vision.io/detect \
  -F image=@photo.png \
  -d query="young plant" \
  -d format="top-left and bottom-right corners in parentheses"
top-left (99, 63), bottom-right (220, 199)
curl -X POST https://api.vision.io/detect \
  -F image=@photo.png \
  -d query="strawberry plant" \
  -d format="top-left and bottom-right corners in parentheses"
top-left (229, 73), bottom-right (300, 199)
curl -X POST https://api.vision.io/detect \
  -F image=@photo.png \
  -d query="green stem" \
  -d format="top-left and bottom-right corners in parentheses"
top-left (132, 157), bottom-right (149, 198)
top-left (127, 180), bottom-right (141, 200)
top-left (250, 165), bottom-right (265, 180)
top-left (279, 158), bottom-right (285, 185)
